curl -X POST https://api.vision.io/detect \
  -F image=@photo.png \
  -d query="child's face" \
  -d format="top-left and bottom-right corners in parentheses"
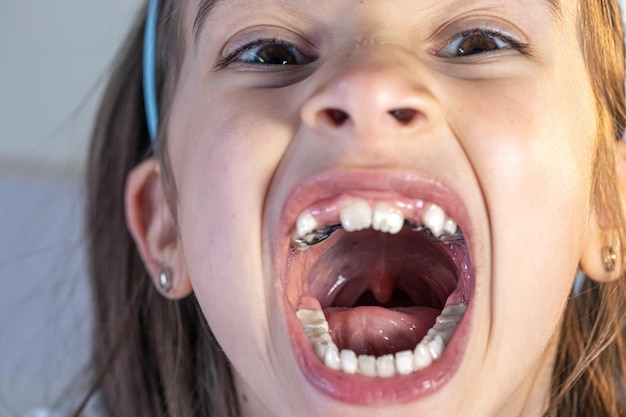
top-left (166, 0), bottom-right (597, 415)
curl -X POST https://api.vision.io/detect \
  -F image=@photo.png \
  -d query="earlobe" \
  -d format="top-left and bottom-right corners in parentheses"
top-left (580, 141), bottom-right (626, 283)
top-left (124, 158), bottom-right (192, 299)
top-left (580, 215), bottom-right (621, 283)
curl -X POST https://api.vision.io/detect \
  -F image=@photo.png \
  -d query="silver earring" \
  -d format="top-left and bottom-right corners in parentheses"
top-left (159, 267), bottom-right (173, 292)
top-left (602, 246), bottom-right (617, 273)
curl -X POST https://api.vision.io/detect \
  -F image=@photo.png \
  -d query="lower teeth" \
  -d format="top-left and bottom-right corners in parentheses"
top-left (296, 303), bottom-right (467, 378)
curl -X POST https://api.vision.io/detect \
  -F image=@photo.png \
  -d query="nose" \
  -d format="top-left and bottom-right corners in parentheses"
top-left (301, 53), bottom-right (440, 139)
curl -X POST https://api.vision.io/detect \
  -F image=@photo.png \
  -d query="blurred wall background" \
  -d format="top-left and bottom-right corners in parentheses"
top-left (0, 1), bottom-right (142, 415)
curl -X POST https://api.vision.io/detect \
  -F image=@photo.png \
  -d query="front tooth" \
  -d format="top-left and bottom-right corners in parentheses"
top-left (395, 350), bottom-right (414, 375)
top-left (422, 204), bottom-right (445, 237)
top-left (372, 202), bottom-right (404, 234)
top-left (340, 349), bottom-right (358, 374)
top-left (443, 217), bottom-right (457, 235)
top-left (358, 355), bottom-right (377, 377)
top-left (296, 211), bottom-right (318, 238)
top-left (376, 354), bottom-right (396, 378)
top-left (340, 199), bottom-right (373, 232)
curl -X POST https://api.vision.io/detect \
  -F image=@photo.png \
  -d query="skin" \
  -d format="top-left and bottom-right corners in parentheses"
top-left (124, 0), bottom-right (625, 415)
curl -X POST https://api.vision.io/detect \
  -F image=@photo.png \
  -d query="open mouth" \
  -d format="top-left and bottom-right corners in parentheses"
top-left (280, 173), bottom-right (475, 404)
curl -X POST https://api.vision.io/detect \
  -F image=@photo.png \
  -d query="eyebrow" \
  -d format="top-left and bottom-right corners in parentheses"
top-left (193, 0), bottom-right (221, 44)
top-left (193, 0), bottom-right (562, 44)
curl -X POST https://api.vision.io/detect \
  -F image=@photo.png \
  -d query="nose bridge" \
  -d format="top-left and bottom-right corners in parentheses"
top-left (301, 48), bottom-right (440, 138)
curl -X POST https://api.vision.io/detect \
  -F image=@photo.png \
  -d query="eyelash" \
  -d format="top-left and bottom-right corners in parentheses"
top-left (216, 38), bottom-right (315, 69)
top-left (435, 28), bottom-right (530, 58)
top-left (216, 28), bottom-right (529, 69)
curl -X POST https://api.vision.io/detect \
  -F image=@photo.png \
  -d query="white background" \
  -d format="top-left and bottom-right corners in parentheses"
top-left (0, 1), bottom-right (142, 415)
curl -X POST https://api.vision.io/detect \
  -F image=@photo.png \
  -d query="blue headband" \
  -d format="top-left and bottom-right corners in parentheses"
top-left (143, 0), bottom-right (159, 142)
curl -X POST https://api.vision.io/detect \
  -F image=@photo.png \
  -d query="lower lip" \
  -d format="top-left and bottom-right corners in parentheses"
top-left (284, 297), bottom-right (472, 404)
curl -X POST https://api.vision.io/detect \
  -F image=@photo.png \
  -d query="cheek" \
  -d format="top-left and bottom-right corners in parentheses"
top-left (167, 91), bottom-right (294, 363)
top-left (454, 68), bottom-right (596, 369)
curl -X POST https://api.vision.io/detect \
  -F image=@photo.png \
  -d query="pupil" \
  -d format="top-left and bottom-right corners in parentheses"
top-left (258, 46), bottom-right (295, 65)
top-left (458, 35), bottom-right (498, 56)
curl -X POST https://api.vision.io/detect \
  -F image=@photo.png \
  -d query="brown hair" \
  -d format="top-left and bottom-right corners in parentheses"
top-left (547, 1), bottom-right (626, 416)
top-left (82, 1), bottom-right (626, 416)
top-left (83, 2), bottom-right (238, 416)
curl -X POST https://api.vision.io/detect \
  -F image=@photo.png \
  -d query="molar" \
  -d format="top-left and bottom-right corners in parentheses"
top-left (296, 211), bottom-right (318, 239)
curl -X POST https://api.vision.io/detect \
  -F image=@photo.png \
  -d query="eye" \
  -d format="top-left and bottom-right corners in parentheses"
top-left (436, 29), bottom-right (527, 58)
top-left (219, 38), bottom-right (314, 68)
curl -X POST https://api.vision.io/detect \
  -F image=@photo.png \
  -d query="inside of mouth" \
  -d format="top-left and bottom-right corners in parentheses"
top-left (288, 224), bottom-right (471, 362)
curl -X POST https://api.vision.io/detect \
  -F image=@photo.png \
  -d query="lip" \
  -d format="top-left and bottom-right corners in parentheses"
top-left (276, 168), bottom-right (476, 405)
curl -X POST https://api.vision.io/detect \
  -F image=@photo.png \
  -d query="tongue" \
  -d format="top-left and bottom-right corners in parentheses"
top-left (324, 306), bottom-right (440, 356)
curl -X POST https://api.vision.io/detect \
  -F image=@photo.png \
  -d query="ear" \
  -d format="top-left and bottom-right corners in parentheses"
top-left (580, 141), bottom-right (626, 283)
top-left (124, 158), bottom-right (192, 299)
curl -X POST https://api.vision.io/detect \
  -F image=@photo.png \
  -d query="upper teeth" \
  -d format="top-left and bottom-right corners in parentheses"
top-left (372, 202), bottom-right (404, 234)
top-left (292, 199), bottom-right (460, 249)
top-left (340, 199), bottom-right (373, 232)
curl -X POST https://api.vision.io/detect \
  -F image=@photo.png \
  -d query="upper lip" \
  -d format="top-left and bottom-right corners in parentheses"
top-left (274, 167), bottom-right (477, 405)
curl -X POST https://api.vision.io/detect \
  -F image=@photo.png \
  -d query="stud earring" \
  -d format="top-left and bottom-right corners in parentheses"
top-left (159, 267), bottom-right (173, 292)
top-left (602, 246), bottom-right (617, 273)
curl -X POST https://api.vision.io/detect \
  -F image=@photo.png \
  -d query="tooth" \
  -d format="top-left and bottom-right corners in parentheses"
top-left (435, 315), bottom-right (458, 325)
top-left (340, 199), bottom-right (373, 232)
top-left (372, 202), bottom-right (404, 234)
top-left (433, 320), bottom-right (457, 344)
top-left (443, 218), bottom-right (457, 235)
top-left (395, 350), bottom-right (414, 375)
top-left (414, 342), bottom-right (433, 370)
top-left (296, 211), bottom-right (318, 238)
top-left (296, 309), bottom-right (328, 329)
top-left (422, 204), bottom-right (445, 237)
top-left (324, 343), bottom-right (341, 370)
top-left (427, 335), bottom-right (445, 360)
top-left (315, 341), bottom-right (331, 361)
top-left (434, 325), bottom-right (455, 344)
top-left (304, 327), bottom-right (331, 342)
top-left (303, 303), bottom-right (468, 376)
top-left (441, 303), bottom-right (467, 317)
top-left (340, 349), bottom-right (358, 374)
top-left (376, 354), bottom-right (396, 378)
top-left (358, 355), bottom-right (377, 377)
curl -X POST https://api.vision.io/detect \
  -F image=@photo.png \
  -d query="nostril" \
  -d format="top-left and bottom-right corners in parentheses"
top-left (388, 108), bottom-right (417, 125)
top-left (324, 108), bottom-right (350, 127)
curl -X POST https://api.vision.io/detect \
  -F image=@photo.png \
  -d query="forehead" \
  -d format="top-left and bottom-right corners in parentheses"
top-left (191, 0), bottom-right (563, 42)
